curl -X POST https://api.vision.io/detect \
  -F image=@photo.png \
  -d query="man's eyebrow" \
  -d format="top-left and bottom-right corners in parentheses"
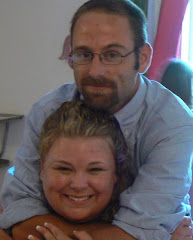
top-left (73, 46), bottom-right (92, 52)
top-left (73, 44), bottom-right (128, 52)
top-left (103, 43), bottom-right (128, 51)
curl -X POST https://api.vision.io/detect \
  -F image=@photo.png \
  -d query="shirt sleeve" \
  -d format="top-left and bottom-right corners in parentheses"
top-left (113, 126), bottom-right (193, 240)
top-left (0, 103), bottom-right (51, 229)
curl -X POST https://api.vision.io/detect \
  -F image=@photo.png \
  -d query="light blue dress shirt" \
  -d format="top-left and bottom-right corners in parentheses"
top-left (1, 76), bottom-right (193, 240)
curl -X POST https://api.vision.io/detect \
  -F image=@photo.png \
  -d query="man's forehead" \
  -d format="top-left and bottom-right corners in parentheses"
top-left (74, 10), bottom-right (130, 29)
top-left (72, 11), bottom-right (134, 48)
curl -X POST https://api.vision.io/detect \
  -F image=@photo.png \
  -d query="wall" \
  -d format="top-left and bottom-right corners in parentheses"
top-left (0, 0), bottom-right (162, 164)
top-left (147, 0), bottom-right (162, 46)
top-left (0, 0), bottom-right (86, 162)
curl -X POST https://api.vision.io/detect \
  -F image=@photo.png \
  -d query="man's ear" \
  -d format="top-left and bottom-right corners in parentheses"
top-left (58, 35), bottom-right (73, 69)
top-left (138, 43), bottom-right (153, 74)
top-left (68, 57), bottom-right (73, 69)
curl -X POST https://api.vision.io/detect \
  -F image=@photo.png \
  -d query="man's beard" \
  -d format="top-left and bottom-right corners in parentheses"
top-left (80, 77), bottom-right (119, 112)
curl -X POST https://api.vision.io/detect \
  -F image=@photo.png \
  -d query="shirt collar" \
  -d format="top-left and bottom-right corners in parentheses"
top-left (114, 75), bottom-right (147, 122)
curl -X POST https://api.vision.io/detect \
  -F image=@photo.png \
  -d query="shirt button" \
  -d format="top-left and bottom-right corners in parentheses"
top-left (124, 130), bottom-right (129, 137)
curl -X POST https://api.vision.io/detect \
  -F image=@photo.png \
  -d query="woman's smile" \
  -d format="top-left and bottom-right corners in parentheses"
top-left (63, 194), bottom-right (94, 204)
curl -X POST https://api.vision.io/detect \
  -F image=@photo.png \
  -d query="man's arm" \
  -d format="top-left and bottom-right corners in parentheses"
top-left (0, 103), bottom-right (51, 229)
top-left (113, 125), bottom-right (193, 239)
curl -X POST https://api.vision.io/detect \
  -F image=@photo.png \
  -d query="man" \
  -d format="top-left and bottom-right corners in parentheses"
top-left (0, 0), bottom-right (193, 239)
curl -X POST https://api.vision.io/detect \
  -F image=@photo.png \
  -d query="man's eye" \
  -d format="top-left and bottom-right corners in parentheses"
top-left (76, 52), bottom-right (91, 59)
top-left (104, 52), bottom-right (120, 59)
top-left (83, 52), bottom-right (92, 58)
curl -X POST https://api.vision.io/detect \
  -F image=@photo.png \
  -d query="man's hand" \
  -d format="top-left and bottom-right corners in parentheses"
top-left (0, 229), bottom-right (12, 240)
top-left (0, 202), bottom-right (2, 214)
top-left (171, 217), bottom-right (192, 240)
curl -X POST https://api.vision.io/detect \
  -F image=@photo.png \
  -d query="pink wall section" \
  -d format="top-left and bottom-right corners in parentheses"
top-left (147, 0), bottom-right (189, 81)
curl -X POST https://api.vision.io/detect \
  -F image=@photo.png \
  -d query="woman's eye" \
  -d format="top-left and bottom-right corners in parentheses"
top-left (57, 167), bottom-right (71, 172)
top-left (89, 168), bottom-right (103, 172)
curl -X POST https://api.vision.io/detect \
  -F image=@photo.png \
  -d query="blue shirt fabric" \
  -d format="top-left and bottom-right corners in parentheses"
top-left (1, 76), bottom-right (193, 240)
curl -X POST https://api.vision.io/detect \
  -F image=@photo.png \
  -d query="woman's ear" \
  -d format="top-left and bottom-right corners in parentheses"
top-left (40, 163), bottom-right (44, 181)
top-left (138, 43), bottom-right (153, 74)
top-left (114, 174), bottom-right (117, 184)
top-left (40, 170), bottom-right (43, 181)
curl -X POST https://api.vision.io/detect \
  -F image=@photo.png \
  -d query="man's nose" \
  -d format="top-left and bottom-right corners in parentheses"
top-left (70, 173), bottom-right (88, 191)
top-left (88, 54), bottom-right (106, 78)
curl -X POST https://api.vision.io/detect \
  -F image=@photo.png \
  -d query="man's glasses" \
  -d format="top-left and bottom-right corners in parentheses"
top-left (69, 48), bottom-right (138, 65)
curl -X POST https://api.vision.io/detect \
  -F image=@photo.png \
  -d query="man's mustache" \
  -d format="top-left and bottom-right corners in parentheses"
top-left (82, 77), bottom-right (116, 88)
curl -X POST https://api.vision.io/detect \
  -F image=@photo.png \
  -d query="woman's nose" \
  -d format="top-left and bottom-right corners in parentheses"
top-left (70, 173), bottom-right (88, 191)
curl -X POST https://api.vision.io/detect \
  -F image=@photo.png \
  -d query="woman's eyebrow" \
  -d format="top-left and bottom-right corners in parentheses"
top-left (88, 161), bottom-right (106, 166)
top-left (53, 160), bottom-right (72, 166)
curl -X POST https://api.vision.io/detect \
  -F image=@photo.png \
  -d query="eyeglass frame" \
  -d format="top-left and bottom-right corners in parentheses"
top-left (69, 47), bottom-right (139, 65)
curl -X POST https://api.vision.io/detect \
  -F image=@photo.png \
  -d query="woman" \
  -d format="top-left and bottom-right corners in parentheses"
top-left (16, 100), bottom-right (134, 240)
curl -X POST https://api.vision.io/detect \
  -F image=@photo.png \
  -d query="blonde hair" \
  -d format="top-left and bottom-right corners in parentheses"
top-left (40, 100), bottom-right (133, 222)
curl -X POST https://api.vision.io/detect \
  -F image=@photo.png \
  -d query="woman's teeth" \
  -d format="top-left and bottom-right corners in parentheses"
top-left (68, 196), bottom-right (90, 201)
